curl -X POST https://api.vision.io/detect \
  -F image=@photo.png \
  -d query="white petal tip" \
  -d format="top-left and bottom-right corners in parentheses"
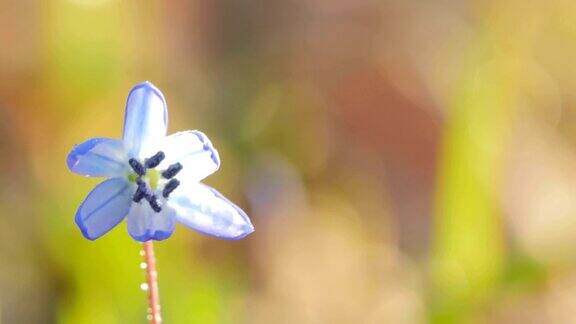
top-left (129, 81), bottom-right (166, 103)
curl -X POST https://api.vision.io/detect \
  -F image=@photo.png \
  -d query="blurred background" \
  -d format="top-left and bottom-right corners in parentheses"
top-left (2, 0), bottom-right (576, 323)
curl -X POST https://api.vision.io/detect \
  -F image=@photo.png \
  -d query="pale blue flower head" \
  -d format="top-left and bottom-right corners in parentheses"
top-left (67, 82), bottom-right (254, 241)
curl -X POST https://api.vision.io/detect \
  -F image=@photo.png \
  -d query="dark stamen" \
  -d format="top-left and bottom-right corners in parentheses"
top-left (129, 158), bottom-right (145, 176)
top-left (132, 179), bottom-right (147, 202)
top-left (161, 163), bottom-right (183, 179)
top-left (145, 194), bottom-right (162, 212)
top-left (145, 151), bottom-right (165, 169)
top-left (133, 187), bottom-right (146, 202)
top-left (162, 179), bottom-right (180, 198)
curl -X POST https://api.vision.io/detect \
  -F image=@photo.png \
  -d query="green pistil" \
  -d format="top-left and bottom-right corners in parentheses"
top-left (127, 173), bottom-right (138, 183)
top-left (148, 169), bottom-right (160, 190)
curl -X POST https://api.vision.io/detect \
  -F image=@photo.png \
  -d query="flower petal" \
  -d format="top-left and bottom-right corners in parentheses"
top-left (127, 202), bottom-right (176, 241)
top-left (67, 138), bottom-right (129, 177)
top-left (75, 178), bottom-right (132, 240)
top-left (168, 183), bottom-right (254, 240)
top-left (123, 81), bottom-right (168, 159)
top-left (160, 130), bottom-right (220, 182)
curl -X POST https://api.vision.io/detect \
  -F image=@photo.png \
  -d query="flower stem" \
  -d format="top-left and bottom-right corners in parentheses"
top-left (143, 241), bottom-right (162, 323)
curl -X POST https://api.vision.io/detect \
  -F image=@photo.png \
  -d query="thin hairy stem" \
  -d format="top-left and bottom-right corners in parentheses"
top-left (142, 241), bottom-right (162, 323)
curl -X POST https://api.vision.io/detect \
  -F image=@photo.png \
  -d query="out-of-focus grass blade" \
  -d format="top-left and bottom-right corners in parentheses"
top-left (430, 55), bottom-right (518, 323)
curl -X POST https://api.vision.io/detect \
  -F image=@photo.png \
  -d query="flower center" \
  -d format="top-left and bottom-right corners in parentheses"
top-left (148, 169), bottom-right (160, 190)
top-left (127, 151), bottom-right (183, 213)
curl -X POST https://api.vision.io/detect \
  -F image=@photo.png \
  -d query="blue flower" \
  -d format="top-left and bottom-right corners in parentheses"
top-left (67, 82), bottom-right (254, 242)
